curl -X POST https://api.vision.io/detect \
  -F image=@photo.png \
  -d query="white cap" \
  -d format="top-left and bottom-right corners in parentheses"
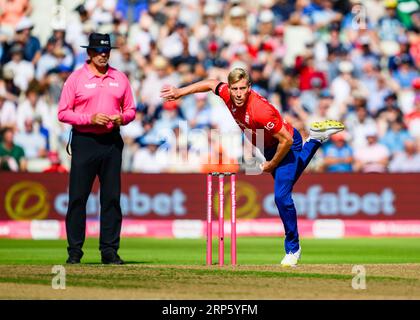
top-left (51, 19), bottom-right (66, 31)
top-left (259, 9), bottom-right (274, 23)
top-left (15, 17), bottom-right (34, 32)
top-left (204, 2), bottom-right (220, 16)
top-left (365, 126), bottom-right (378, 137)
top-left (338, 61), bottom-right (354, 73)
top-left (259, 0), bottom-right (274, 7)
top-left (139, 13), bottom-right (153, 29)
top-left (153, 55), bottom-right (168, 69)
top-left (230, 61), bottom-right (248, 71)
top-left (230, 6), bottom-right (246, 18)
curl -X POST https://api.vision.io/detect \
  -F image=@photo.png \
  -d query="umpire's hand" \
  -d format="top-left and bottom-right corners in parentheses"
top-left (91, 113), bottom-right (111, 126)
top-left (109, 114), bottom-right (123, 126)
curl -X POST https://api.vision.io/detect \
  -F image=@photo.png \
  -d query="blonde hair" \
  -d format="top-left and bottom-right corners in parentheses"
top-left (228, 68), bottom-right (251, 86)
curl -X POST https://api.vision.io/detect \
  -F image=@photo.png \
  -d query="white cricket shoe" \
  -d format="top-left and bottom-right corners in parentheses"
top-left (309, 120), bottom-right (345, 143)
top-left (281, 247), bottom-right (301, 267)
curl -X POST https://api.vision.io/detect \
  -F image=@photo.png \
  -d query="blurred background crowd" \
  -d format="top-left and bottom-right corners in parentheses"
top-left (0, 0), bottom-right (420, 174)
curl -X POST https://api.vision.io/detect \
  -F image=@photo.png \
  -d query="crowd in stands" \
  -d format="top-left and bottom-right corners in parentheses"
top-left (0, 0), bottom-right (420, 173)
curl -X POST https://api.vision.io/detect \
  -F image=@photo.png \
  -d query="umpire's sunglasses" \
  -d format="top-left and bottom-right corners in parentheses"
top-left (92, 47), bottom-right (111, 54)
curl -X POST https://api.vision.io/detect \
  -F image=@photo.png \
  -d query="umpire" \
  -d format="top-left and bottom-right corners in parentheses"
top-left (58, 33), bottom-right (135, 264)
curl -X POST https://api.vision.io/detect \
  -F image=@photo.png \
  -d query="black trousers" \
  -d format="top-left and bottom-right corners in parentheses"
top-left (66, 129), bottom-right (124, 259)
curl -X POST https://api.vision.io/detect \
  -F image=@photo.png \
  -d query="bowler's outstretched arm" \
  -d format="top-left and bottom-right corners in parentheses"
top-left (160, 80), bottom-right (219, 100)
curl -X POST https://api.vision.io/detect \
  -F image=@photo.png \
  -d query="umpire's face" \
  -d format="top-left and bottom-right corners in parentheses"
top-left (88, 48), bottom-right (111, 68)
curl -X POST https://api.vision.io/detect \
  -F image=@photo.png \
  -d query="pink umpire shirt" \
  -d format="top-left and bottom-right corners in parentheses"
top-left (58, 62), bottom-right (136, 134)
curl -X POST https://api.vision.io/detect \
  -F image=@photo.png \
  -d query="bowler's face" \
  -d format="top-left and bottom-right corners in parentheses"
top-left (229, 79), bottom-right (251, 108)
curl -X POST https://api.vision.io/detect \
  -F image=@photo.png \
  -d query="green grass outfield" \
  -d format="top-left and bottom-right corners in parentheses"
top-left (1, 237), bottom-right (420, 299)
top-left (1, 237), bottom-right (420, 265)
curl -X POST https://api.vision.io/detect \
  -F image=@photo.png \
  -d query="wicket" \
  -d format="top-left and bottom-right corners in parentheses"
top-left (206, 172), bottom-right (237, 266)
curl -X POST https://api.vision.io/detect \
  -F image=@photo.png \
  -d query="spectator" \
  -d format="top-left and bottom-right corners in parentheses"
top-left (0, 0), bottom-right (32, 33)
top-left (376, 91), bottom-right (404, 135)
top-left (354, 126), bottom-right (390, 173)
top-left (3, 44), bottom-right (34, 92)
top-left (35, 37), bottom-right (65, 81)
top-left (153, 100), bottom-right (185, 133)
top-left (170, 24), bottom-right (199, 69)
top-left (182, 92), bottom-right (212, 130)
top-left (66, 4), bottom-right (93, 56)
top-left (0, 127), bottom-right (26, 171)
top-left (293, 89), bottom-right (335, 131)
top-left (351, 36), bottom-right (380, 78)
top-left (380, 118), bottom-right (413, 154)
top-left (131, 139), bottom-right (167, 173)
top-left (196, 1), bottom-right (222, 42)
top-left (367, 73), bottom-right (393, 115)
top-left (222, 5), bottom-right (247, 45)
top-left (42, 151), bottom-right (68, 173)
top-left (323, 131), bottom-right (353, 172)
top-left (359, 61), bottom-right (380, 104)
top-left (389, 139), bottom-right (420, 172)
top-left (377, 0), bottom-right (404, 42)
top-left (391, 55), bottom-right (419, 89)
top-left (140, 55), bottom-right (179, 117)
top-left (295, 52), bottom-right (327, 92)
top-left (250, 63), bottom-right (270, 97)
top-left (115, 0), bottom-right (149, 25)
top-left (44, 63), bottom-right (72, 105)
top-left (331, 61), bottom-right (353, 107)
top-left (16, 81), bottom-right (48, 132)
top-left (120, 110), bottom-right (144, 172)
top-left (0, 69), bottom-right (20, 102)
top-left (388, 40), bottom-right (415, 74)
top-left (127, 11), bottom-right (153, 57)
top-left (49, 26), bottom-right (75, 70)
top-left (405, 94), bottom-right (420, 138)
top-left (0, 89), bottom-right (17, 128)
top-left (161, 21), bottom-right (199, 60)
top-left (9, 16), bottom-right (41, 64)
top-left (345, 96), bottom-right (379, 150)
top-left (85, 0), bottom-right (116, 27)
top-left (13, 118), bottom-right (47, 159)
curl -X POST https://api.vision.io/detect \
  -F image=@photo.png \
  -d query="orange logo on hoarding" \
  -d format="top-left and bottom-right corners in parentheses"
top-left (5, 181), bottom-right (50, 220)
top-left (213, 181), bottom-right (260, 219)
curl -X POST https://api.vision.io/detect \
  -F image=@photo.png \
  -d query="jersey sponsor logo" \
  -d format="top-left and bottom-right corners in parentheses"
top-left (264, 122), bottom-right (275, 130)
top-left (84, 83), bottom-right (97, 89)
top-left (245, 113), bottom-right (250, 124)
top-left (109, 82), bottom-right (119, 87)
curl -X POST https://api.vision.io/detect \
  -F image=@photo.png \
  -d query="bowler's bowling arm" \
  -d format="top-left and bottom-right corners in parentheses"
top-left (160, 80), bottom-right (219, 100)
